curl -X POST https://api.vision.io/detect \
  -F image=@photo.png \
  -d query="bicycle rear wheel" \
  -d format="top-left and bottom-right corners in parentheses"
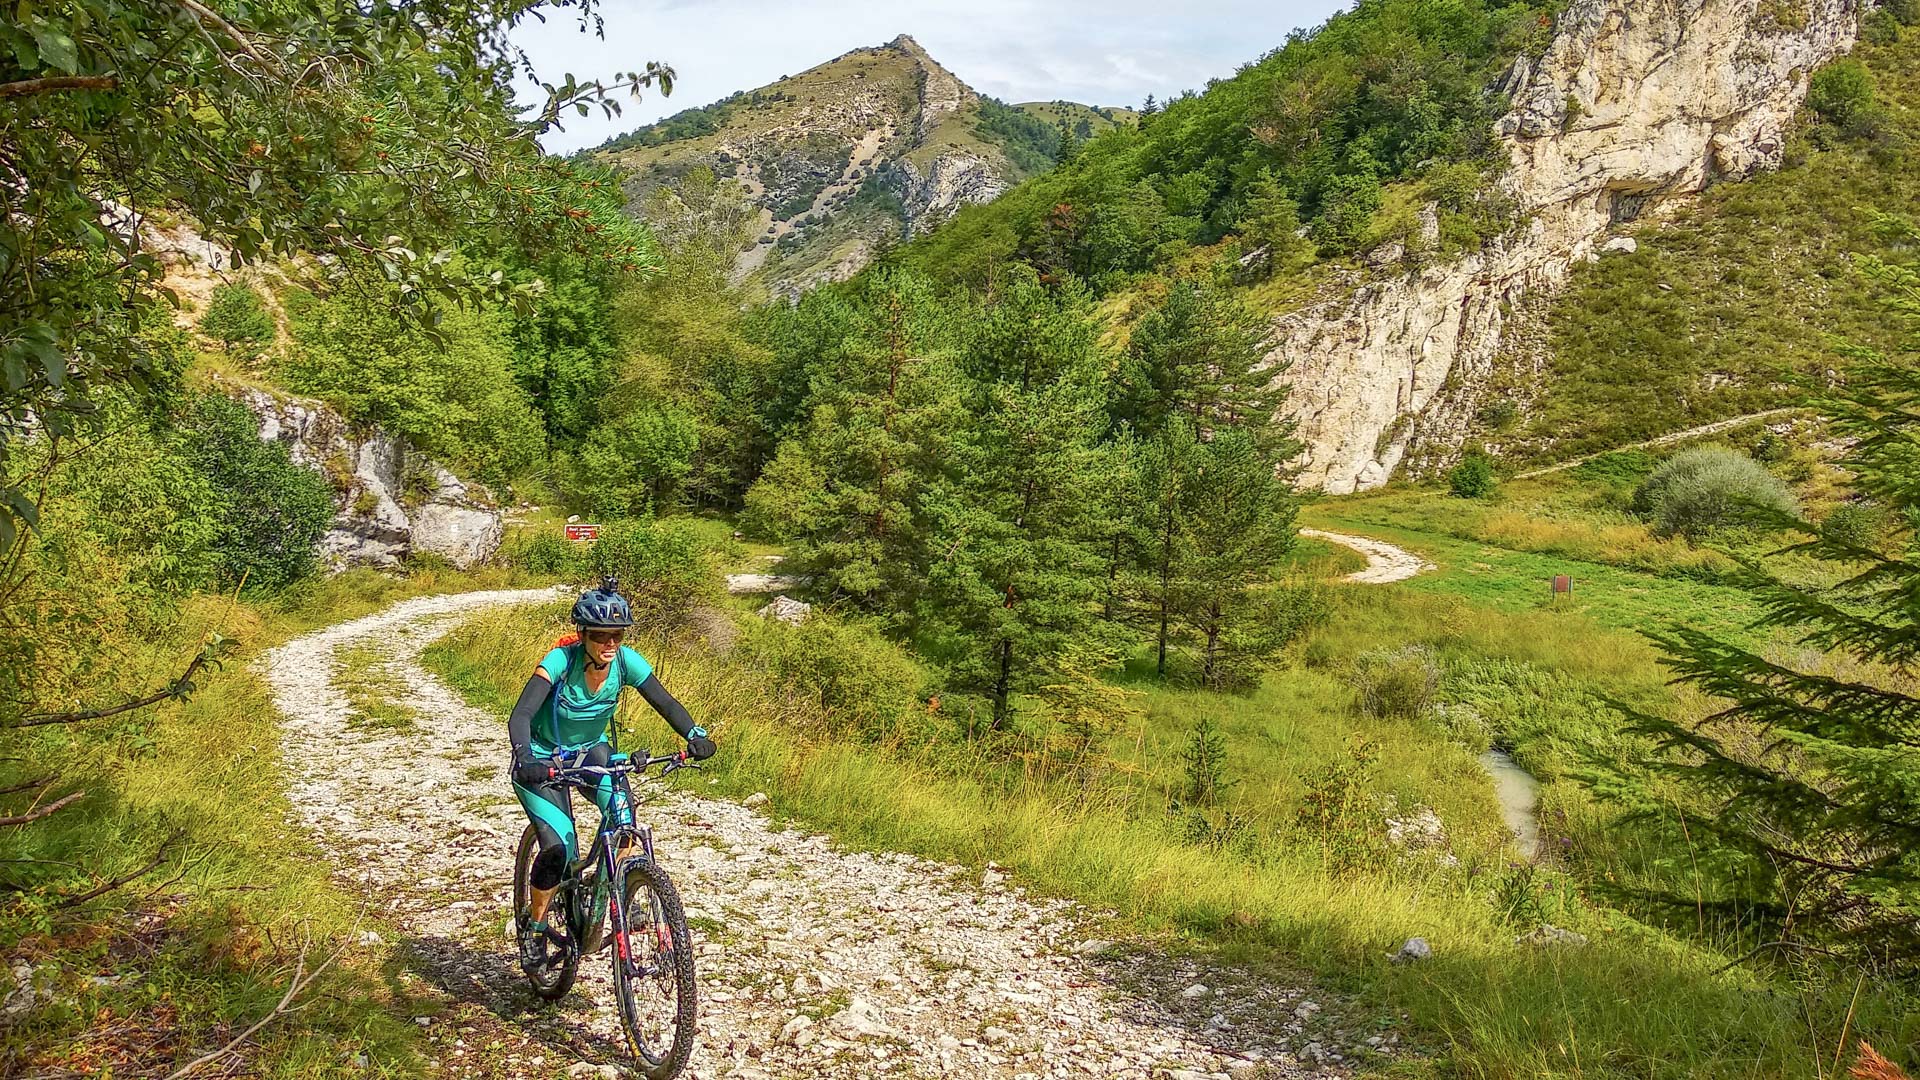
top-left (610, 857), bottom-right (696, 1078)
top-left (513, 824), bottom-right (580, 1000)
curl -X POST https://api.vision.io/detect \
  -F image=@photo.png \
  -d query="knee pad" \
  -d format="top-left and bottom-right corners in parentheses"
top-left (530, 843), bottom-right (567, 890)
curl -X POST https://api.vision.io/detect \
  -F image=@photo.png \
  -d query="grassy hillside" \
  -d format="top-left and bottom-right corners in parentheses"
top-left (427, 519), bottom-right (1920, 1078)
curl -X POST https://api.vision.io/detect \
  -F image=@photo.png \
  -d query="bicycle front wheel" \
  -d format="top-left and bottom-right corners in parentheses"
top-left (610, 857), bottom-right (696, 1078)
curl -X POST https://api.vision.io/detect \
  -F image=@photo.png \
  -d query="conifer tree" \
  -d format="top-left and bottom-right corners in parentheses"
top-left (1627, 221), bottom-right (1920, 965)
top-left (743, 271), bottom-right (962, 611)
top-left (921, 267), bottom-right (1113, 728)
top-left (1133, 418), bottom-right (1202, 676)
top-left (1112, 279), bottom-right (1285, 450)
top-left (1174, 428), bottom-right (1302, 689)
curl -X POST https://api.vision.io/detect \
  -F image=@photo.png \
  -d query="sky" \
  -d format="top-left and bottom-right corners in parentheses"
top-left (510, 0), bottom-right (1350, 154)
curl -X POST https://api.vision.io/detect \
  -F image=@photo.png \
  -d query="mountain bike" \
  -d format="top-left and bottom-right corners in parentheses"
top-left (513, 749), bottom-right (698, 1079)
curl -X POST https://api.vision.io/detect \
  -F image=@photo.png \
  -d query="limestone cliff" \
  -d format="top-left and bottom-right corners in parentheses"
top-left (1276, 0), bottom-right (1860, 493)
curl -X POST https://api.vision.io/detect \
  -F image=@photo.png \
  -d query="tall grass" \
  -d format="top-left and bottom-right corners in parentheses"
top-left (0, 564), bottom-right (554, 1076)
top-left (427, 602), bottom-right (1920, 1079)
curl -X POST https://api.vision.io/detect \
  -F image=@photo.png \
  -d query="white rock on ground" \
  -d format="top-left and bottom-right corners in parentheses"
top-left (260, 588), bottom-right (1356, 1078)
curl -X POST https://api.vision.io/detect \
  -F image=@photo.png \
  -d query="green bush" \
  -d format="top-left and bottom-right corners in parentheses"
top-left (500, 529), bottom-right (582, 576)
top-left (565, 401), bottom-right (699, 518)
top-left (1630, 446), bottom-right (1797, 539)
top-left (1890, 0), bottom-right (1920, 25)
top-left (584, 519), bottom-right (718, 631)
top-left (179, 394), bottom-right (335, 591)
top-left (1807, 59), bottom-right (1878, 128)
top-left (1821, 501), bottom-right (1888, 552)
top-left (199, 283), bottom-right (275, 360)
top-left (1447, 451), bottom-right (1498, 499)
top-left (1352, 645), bottom-right (1441, 720)
top-left (735, 614), bottom-right (927, 740)
top-left (281, 287), bottom-right (544, 492)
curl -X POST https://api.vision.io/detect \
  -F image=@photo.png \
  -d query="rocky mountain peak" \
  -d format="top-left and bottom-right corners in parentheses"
top-left (594, 36), bottom-right (1125, 299)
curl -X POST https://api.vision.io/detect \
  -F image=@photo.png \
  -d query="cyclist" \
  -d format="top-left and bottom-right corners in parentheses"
top-left (508, 577), bottom-right (715, 972)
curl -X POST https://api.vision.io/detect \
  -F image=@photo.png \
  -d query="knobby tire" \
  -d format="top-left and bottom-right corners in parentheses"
top-left (612, 856), bottom-right (697, 1079)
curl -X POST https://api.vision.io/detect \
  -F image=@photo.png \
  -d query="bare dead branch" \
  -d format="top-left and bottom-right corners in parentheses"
top-left (163, 932), bottom-right (342, 1080)
top-left (1709, 938), bottom-right (1850, 976)
top-left (0, 790), bottom-right (84, 827)
top-left (171, 0), bottom-right (279, 74)
top-left (0, 775), bottom-right (52, 796)
top-left (0, 76), bottom-right (119, 98)
top-left (12, 654), bottom-right (209, 728)
top-left (54, 832), bottom-right (184, 909)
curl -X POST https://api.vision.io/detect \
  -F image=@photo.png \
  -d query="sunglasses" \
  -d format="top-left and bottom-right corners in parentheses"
top-left (583, 629), bottom-right (626, 645)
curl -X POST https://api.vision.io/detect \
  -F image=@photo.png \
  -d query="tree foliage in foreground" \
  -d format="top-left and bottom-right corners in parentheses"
top-left (1627, 217), bottom-right (1920, 969)
top-left (0, 0), bottom-right (672, 551)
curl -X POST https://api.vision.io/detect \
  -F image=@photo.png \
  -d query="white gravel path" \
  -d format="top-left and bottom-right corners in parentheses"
top-left (261, 589), bottom-right (1369, 1079)
top-left (1299, 530), bottom-right (1434, 585)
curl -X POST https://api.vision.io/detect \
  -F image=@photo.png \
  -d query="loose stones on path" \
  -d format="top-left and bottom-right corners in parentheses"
top-left (263, 590), bottom-right (1368, 1077)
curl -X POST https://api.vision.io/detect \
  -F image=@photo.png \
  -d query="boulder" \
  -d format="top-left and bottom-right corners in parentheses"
top-left (234, 385), bottom-right (503, 570)
top-left (757, 595), bottom-right (812, 624)
top-left (1391, 937), bottom-right (1432, 964)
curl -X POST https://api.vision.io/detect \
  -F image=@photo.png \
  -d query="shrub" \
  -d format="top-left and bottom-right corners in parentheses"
top-left (1353, 645), bottom-right (1441, 720)
top-left (500, 529), bottom-right (582, 576)
top-left (1179, 716), bottom-right (1234, 806)
top-left (736, 614), bottom-right (925, 740)
top-left (1447, 451), bottom-right (1498, 499)
top-left (199, 282), bottom-right (275, 360)
top-left (179, 394), bottom-right (335, 591)
top-left (1631, 446), bottom-right (1797, 539)
top-left (1296, 734), bottom-right (1389, 872)
top-left (1822, 501), bottom-right (1888, 552)
top-left (1889, 0), bottom-right (1919, 25)
top-left (584, 519), bottom-right (718, 630)
top-left (1807, 59), bottom-right (1877, 129)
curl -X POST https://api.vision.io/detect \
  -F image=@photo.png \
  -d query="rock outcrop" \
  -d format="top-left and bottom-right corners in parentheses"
top-left (237, 387), bottom-right (503, 570)
top-left (1276, 0), bottom-right (1859, 493)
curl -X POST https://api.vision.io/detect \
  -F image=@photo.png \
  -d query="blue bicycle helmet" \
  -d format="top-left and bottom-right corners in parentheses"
top-left (571, 576), bottom-right (634, 629)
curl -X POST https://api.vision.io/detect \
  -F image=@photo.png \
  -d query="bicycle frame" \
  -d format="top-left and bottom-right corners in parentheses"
top-left (546, 751), bottom-right (688, 968)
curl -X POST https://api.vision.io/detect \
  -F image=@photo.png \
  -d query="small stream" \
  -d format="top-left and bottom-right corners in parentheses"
top-left (1478, 748), bottom-right (1542, 860)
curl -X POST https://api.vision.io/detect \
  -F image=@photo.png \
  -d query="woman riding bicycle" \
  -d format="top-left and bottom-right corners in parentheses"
top-left (507, 577), bottom-right (715, 972)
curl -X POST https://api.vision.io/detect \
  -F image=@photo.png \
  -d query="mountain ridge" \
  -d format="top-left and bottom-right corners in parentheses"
top-left (591, 34), bottom-right (1131, 297)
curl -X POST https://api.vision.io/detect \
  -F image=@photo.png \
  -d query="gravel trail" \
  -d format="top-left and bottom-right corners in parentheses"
top-left (262, 590), bottom-right (1368, 1079)
top-left (1299, 530), bottom-right (1433, 585)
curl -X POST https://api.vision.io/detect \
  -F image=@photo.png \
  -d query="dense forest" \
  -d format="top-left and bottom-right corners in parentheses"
top-left (6, 0), bottom-right (1920, 1076)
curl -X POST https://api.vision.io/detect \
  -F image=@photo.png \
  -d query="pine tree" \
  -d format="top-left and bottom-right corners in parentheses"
top-left (922, 267), bottom-right (1113, 728)
top-left (1173, 428), bottom-right (1302, 689)
top-left (1112, 279), bottom-right (1287, 451)
top-left (1625, 220), bottom-right (1920, 966)
top-left (1133, 418), bottom-right (1202, 676)
top-left (742, 270), bottom-right (962, 611)
top-left (1055, 116), bottom-right (1081, 164)
top-left (199, 282), bottom-right (275, 361)
top-left (1236, 170), bottom-right (1311, 279)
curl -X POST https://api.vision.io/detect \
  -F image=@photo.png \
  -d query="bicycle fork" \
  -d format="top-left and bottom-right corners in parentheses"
top-left (609, 826), bottom-right (670, 975)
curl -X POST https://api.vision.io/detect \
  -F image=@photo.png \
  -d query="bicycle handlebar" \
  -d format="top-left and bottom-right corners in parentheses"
top-left (543, 750), bottom-right (697, 782)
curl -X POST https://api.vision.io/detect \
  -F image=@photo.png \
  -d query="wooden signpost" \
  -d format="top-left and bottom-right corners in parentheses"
top-left (1550, 574), bottom-right (1572, 603)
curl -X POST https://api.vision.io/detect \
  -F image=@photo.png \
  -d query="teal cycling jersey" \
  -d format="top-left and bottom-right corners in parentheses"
top-left (529, 643), bottom-right (653, 754)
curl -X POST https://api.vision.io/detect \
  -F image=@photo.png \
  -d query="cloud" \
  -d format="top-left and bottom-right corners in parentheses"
top-left (512, 0), bottom-right (1348, 153)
